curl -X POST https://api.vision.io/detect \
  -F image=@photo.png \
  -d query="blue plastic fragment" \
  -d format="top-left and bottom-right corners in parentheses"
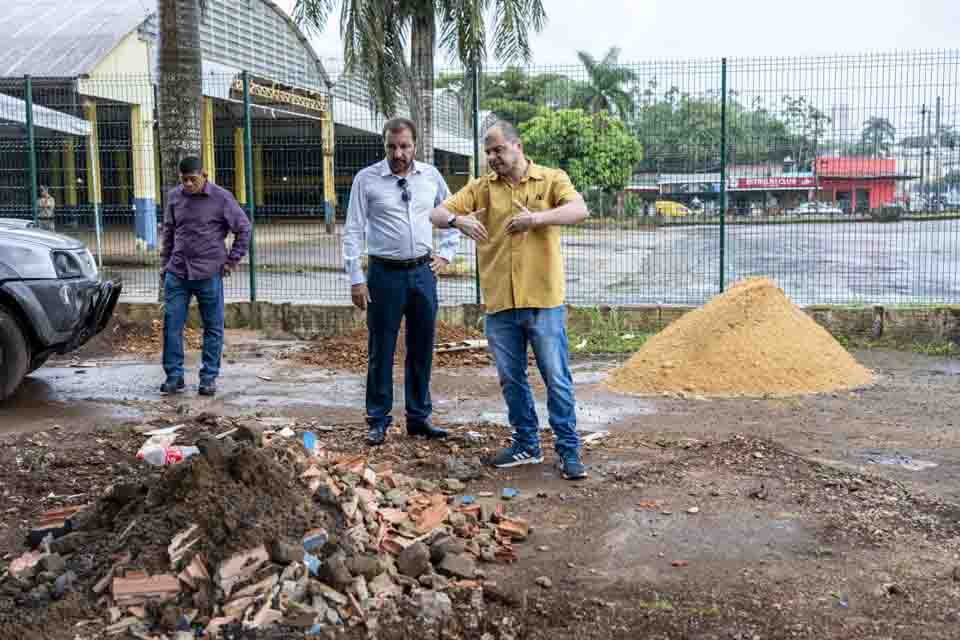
top-left (502, 488), bottom-right (519, 500)
top-left (307, 623), bottom-right (324, 635)
top-left (303, 431), bottom-right (317, 453)
top-left (303, 529), bottom-right (329, 552)
top-left (304, 551), bottom-right (320, 576)
top-left (461, 495), bottom-right (476, 505)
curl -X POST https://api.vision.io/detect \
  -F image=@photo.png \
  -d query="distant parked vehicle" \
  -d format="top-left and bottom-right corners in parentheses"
top-left (787, 202), bottom-right (843, 216)
top-left (655, 200), bottom-right (691, 217)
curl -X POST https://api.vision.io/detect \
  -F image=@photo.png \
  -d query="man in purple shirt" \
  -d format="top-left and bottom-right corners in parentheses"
top-left (159, 156), bottom-right (251, 396)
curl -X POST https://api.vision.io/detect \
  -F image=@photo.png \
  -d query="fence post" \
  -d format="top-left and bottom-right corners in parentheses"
top-left (719, 58), bottom-right (728, 293)
top-left (242, 71), bottom-right (257, 304)
top-left (471, 61), bottom-right (481, 305)
top-left (24, 75), bottom-right (38, 224)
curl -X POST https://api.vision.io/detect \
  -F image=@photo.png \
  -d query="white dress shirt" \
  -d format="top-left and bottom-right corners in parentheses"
top-left (342, 159), bottom-right (460, 286)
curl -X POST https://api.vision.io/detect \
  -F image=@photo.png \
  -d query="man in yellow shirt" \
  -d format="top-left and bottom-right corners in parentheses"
top-left (430, 121), bottom-right (590, 480)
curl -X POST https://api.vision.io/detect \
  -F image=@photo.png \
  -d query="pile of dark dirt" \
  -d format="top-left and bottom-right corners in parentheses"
top-left (0, 414), bottom-right (538, 639)
top-left (283, 322), bottom-right (491, 372)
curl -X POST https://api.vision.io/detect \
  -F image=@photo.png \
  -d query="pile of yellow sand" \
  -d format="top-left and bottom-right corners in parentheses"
top-left (605, 278), bottom-right (874, 398)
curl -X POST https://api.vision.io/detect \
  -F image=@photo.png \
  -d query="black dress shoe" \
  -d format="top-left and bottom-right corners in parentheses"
top-left (198, 382), bottom-right (217, 397)
top-left (366, 424), bottom-right (388, 446)
top-left (407, 422), bottom-right (448, 439)
top-left (160, 377), bottom-right (186, 395)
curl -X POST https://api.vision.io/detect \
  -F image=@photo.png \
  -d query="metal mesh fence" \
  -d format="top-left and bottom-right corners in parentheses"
top-left (1, 50), bottom-right (958, 320)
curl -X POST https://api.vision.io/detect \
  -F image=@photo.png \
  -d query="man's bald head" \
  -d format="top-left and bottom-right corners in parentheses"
top-left (484, 120), bottom-right (525, 179)
top-left (484, 120), bottom-right (521, 144)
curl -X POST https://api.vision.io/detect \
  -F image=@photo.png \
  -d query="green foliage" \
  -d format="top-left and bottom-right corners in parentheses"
top-left (520, 109), bottom-right (643, 194)
top-left (853, 116), bottom-right (897, 157)
top-left (632, 82), bottom-right (821, 172)
top-left (572, 47), bottom-right (638, 119)
top-left (436, 66), bottom-right (572, 128)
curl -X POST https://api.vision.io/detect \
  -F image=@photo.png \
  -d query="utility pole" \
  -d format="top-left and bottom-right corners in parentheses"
top-left (920, 105), bottom-right (927, 200)
top-left (935, 96), bottom-right (942, 206)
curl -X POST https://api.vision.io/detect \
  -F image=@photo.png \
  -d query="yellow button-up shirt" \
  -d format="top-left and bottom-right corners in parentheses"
top-left (443, 160), bottom-right (579, 314)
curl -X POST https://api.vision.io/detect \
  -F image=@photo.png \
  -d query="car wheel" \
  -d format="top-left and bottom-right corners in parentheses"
top-left (0, 306), bottom-right (30, 400)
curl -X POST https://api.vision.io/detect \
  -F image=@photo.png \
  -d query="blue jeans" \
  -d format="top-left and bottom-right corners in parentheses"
top-left (162, 272), bottom-right (225, 384)
top-left (365, 260), bottom-right (438, 429)
top-left (485, 306), bottom-right (580, 455)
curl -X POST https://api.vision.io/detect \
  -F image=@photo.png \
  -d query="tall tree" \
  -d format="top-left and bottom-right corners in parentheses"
top-left (292, 0), bottom-right (547, 163)
top-left (572, 47), bottom-right (637, 119)
top-left (860, 116), bottom-right (896, 156)
top-left (780, 95), bottom-right (830, 170)
top-left (157, 0), bottom-right (204, 196)
top-left (521, 109), bottom-right (643, 196)
top-left (436, 66), bottom-right (573, 128)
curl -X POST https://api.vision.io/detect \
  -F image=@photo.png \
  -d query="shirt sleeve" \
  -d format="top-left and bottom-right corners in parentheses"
top-left (549, 170), bottom-right (580, 206)
top-left (441, 178), bottom-right (479, 216)
top-left (343, 172), bottom-right (368, 286)
top-left (160, 193), bottom-right (176, 266)
top-left (434, 171), bottom-right (460, 263)
top-left (224, 193), bottom-right (252, 264)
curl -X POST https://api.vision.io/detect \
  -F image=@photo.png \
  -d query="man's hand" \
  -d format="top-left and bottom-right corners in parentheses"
top-left (223, 262), bottom-right (235, 277)
top-left (507, 200), bottom-right (542, 235)
top-left (351, 283), bottom-right (372, 311)
top-left (453, 209), bottom-right (488, 243)
top-left (431, 256), bottom-right (449, 274)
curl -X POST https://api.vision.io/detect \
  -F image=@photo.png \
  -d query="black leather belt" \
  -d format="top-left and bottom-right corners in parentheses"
top-left (370, 253), bottom-right (432, 269)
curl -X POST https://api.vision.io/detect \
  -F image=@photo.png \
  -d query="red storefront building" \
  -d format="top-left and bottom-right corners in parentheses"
top-left (815, 157), bottom-right (912, 213)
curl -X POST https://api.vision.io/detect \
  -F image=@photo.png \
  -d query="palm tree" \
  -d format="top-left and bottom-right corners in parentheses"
top-left (860, 116), bottom-right (896, 157)
top-left (157, 0), bottom-right (204, 195)
top-left (292, 0), bottom-right (547, 164)
top-left (572, 47), bottom-right (637, 120)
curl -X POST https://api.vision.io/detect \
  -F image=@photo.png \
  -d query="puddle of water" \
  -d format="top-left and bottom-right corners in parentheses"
top-left (863, 452), bottom-right (938, 471)
top-left (447, 396), bottom-right (656, 430)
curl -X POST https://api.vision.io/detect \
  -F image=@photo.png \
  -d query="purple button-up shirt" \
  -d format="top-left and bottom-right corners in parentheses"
top-left (161, 181), bottom-right (251, 281)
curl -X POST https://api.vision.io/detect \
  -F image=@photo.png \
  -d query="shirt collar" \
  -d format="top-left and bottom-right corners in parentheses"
top-left (379, 158), bottom-right (422, 178)
top-left (489, 157), bottom-right (545, 182)
top-left (178, 181), bottom-right (213, 197)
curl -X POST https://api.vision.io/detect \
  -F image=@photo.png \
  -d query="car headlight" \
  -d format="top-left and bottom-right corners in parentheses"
top-left (52, 251), bottom-right (84, 279)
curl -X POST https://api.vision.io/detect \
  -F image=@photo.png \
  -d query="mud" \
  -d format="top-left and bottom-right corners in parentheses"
top-left (3, 330), bottom-right (960, 638)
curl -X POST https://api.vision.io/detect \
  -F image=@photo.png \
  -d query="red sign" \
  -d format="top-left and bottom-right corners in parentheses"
top-left (733, 176), bottom-right (816, 190)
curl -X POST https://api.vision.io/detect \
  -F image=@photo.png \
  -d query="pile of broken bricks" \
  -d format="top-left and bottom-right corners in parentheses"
top-left (85, 439), bottom-right (533, 638)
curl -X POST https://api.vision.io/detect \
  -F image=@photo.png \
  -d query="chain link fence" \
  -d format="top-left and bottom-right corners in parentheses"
top-left (1, 50), bottom-right (959, 319)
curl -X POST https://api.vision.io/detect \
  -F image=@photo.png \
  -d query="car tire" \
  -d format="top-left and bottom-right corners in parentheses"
top-left (0, 306), bottom-right (30, 401)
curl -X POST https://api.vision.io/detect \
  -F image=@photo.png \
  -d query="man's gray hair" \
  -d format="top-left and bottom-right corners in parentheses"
top-left (382, 117), bottom-right (418, 142)
top-left (485, 120), bottom-right (521, 143)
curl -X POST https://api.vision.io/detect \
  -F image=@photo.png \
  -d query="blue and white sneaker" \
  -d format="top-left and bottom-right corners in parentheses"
top-left (489, 444), bottom-right (544, 468)
top-left (557, 450), bottom-right (588, 480)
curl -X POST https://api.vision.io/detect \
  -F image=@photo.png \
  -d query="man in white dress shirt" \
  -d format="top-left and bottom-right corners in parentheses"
top-left (343, 118), bottom-right (461, 445)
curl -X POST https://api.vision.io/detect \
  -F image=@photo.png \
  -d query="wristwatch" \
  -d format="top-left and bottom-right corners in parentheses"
top-left (447, 213), bottom-right (458, 229)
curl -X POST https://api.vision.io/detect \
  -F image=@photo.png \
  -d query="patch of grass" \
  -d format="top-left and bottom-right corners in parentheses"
top-left (568, 306), bottom-right (654, 355)
top-left (837, 334), bottom-right (959, 357)
top-left (637, 598), bottom-right (675, 611)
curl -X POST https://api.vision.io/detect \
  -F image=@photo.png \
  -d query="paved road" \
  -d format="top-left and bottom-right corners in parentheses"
top-left (113, 219), bottom-right (960, 306)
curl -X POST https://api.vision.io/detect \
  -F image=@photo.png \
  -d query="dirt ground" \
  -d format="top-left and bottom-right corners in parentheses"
top-left (2, 328), bottom-right (960, 639)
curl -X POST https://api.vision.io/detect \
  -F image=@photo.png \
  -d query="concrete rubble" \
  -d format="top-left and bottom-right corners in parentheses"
top-left (0, 421), bottom-right (533, 639)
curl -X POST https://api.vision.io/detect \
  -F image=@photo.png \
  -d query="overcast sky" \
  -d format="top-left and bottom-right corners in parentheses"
top-left (274, 0), bottom-right (960, 70)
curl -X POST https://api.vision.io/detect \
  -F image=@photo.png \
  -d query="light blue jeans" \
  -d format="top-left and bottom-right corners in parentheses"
top-left (485, 306), bottom-right (580, 455)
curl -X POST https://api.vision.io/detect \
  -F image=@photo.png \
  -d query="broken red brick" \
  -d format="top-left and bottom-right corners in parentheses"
top-left (111, 574), bottom-right (180, 606)
top-left (414, 503), bottom-right (450, 535)
top-left (496, 517), bottom-right (530, 542)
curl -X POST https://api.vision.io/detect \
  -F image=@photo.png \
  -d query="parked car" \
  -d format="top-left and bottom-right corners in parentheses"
top-left (787, 202), bottom-right (843, 216)
top-left (0, 220), bottom-right (121, 400)
top-left (655, 200), bottom-right (691, 217)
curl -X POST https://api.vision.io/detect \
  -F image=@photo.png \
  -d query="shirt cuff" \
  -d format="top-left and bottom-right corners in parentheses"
top-left (346, 260), bottom-right (365, 286)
